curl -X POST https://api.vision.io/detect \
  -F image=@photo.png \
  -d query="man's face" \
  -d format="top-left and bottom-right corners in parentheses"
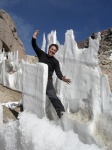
top-left (48, 46), bottom-right (57, 56)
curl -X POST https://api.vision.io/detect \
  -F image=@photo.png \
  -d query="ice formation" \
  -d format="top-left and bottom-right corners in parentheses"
top-left (0, 111), bottom-right (105, 150)
top-left (0, 29), bottom-right (112, 149)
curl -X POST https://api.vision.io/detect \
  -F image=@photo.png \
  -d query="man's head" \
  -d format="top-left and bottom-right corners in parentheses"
top-left (48, 44), bottom-right (58, 56)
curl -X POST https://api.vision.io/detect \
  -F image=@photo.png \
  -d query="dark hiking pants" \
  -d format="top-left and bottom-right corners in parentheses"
top-left (46, 80), bottom-right (65, 118)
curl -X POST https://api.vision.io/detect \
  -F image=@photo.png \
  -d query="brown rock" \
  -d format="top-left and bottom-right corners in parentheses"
top-left (0, 9), bottom-right (26, 60)
top-left (0, 84), bottom-right (22, 122)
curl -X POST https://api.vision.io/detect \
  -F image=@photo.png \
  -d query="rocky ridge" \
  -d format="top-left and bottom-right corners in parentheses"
top-left (0, 9), bottom-right (26, 60)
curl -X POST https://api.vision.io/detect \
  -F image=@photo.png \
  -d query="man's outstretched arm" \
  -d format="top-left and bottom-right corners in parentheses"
top-left (62, 76), bottom-right (71, 84)
top-left (32, 30), bottom-right (44, 58)
top-left (55, 60), bottom-right (71, 84)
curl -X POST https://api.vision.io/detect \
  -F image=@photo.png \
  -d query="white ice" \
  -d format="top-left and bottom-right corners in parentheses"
top-left (0, 29), bottom-right (112, 149)
top-left (0, 111), bottom-right (106, 150)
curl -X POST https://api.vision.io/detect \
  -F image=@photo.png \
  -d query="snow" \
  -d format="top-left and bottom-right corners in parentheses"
top-left (0, 29), bottom-right (112, 149)
top-left (0, 103), bottom-right (3, 125)
top-left (0, 111), bottom-right (106, 150)
top-left (22, 62), bottom-right (48, 118)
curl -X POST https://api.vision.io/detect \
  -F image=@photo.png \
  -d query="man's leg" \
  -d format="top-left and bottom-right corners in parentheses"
top-left (46, 80), bottom-right (65, 118)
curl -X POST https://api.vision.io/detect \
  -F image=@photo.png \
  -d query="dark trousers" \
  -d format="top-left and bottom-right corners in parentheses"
top-left (46, 80), bottom-right (65, 118)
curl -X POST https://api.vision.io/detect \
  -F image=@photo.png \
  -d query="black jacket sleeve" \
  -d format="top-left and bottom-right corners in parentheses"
top-left (31, 37), bottom-right (44, 59)
top-left (54, 59), bottom-right (63, 80)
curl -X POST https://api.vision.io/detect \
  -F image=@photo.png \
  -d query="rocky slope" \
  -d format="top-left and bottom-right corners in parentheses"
top-left (0, 9), bottom-right (26, 60)
top-left (0, 9), bottom-right (25, 122)
top-left (0, 84), bottom-right (22, 122)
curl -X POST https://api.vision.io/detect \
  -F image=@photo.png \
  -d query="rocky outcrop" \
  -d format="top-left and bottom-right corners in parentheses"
top-left (0, 9), bottom-right (26, 60)
top-left (78, 28), bottom-right (112, 91)
top-left (0, 84), bottom-right (22, 122)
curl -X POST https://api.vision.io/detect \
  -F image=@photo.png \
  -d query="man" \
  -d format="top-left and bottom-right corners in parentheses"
top-left (32, 30), bottom-right (71, 118)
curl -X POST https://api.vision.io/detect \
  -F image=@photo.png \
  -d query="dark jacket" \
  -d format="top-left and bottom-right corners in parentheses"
top-left (32, 38), bottom-right (63, 80)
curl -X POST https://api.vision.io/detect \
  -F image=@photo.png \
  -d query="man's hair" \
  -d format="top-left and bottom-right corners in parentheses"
top-left (49, 44), bottom-right (58, 51)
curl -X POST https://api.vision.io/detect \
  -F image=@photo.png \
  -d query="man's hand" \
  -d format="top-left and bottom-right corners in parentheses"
top-left (62, 76), bottom-right (71, 84)
top-left (33, 30), bottom-right (39, 39)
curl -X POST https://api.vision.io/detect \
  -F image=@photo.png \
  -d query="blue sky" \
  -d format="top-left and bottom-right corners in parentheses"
top-left (0, 0), bottom-right (112, 55)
